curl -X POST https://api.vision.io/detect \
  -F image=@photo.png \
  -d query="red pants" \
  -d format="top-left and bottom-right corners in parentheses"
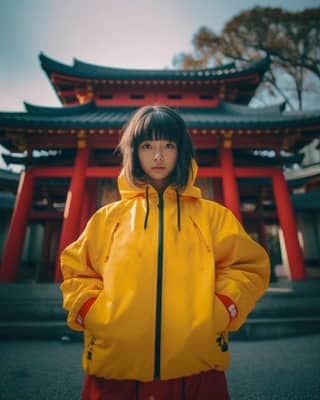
top-left (82, 369), bottom-right (229, 400)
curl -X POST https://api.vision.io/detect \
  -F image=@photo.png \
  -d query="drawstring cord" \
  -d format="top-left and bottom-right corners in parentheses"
top-left (144, 186), bottom-right (181, 231)
top-left (144, 186), bottom-right (150, 230)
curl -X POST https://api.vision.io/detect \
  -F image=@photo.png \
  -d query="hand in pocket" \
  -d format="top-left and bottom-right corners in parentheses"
top-left (214, 295), bottom-right (230, 333)
top-left (84, 291), bottom-right (110, 337)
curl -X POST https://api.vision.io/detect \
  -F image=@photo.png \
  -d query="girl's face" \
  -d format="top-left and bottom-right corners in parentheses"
top-left (138, 140), bottom-right (177, 192)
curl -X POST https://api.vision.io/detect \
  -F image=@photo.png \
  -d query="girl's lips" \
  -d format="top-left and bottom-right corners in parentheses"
top-left (152, 166), bottom-right (165, 170)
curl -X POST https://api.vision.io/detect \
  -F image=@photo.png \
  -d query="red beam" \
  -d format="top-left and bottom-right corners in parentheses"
top-left (33, 167), bottom-right (73, 177)
top-left (235, 167), bottom-right (278, 177)
top-left (86, 166), bottom-right (121, 177)
top-left (197, 167), bottom-right (222, 177)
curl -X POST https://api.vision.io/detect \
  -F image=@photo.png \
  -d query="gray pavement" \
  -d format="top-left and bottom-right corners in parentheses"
top-left (0, 334), bottom-right (319, 399)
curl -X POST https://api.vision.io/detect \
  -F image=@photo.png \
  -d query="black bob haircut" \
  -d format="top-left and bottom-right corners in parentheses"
top-left (118, 105), bottom-right (195, 190)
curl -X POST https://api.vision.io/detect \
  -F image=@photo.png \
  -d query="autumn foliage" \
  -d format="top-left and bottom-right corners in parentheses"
top-left (173, 7), bottom-right (320, 110)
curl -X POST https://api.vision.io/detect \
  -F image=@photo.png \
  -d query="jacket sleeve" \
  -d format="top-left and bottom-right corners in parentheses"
top-left (60, 208), bottom-right (107, 331)
top-left (212, 207), bottom-right (270, 331)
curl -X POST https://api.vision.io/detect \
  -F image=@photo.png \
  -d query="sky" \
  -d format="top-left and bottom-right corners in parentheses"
top-left (0, 0), bottom-right (320, 112)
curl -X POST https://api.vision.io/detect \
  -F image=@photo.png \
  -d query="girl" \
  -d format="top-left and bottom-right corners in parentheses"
top-left (61, 105), bottom-right (270, 400)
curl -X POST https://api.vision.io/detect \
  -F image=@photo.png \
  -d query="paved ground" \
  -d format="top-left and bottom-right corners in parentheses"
top-left (227, 334), bottom-right (320, 400)
top-left (0, 334), bottom-right (319, 399)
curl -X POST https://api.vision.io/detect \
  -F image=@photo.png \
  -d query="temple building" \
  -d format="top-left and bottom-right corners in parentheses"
top-left (0, 53), bottom-right (319, 283)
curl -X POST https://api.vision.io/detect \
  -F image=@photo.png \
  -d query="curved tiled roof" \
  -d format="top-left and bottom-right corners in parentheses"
top-left (39, 53), bottom-right (270, 81)
top-left (23, 101), bottom-right (96, 116)
top-left (0, 101), bottom-right (319, 131)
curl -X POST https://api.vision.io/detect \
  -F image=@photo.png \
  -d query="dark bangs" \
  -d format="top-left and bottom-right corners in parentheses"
top-left (132, 109), bottom-right (182, 147)
top-left (118, 105), bottom-right (195, 190)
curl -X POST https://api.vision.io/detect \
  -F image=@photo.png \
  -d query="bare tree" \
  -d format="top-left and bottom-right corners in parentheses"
top-left (173, 7), bottom-right (320, 110)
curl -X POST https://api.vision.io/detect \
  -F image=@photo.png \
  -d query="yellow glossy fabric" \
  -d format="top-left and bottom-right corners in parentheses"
top-left (60, 160), bottom-right (270, 381)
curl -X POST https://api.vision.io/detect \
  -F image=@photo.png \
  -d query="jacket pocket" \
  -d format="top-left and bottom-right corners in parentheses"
top-left (214, 294), bottom-right (230, 333)
top-left (84, 290), bottom-right (110, 338)
top-left (104, 222), bottom-right (120, 262)
top-left (190, 217), bottom-right (211, 253)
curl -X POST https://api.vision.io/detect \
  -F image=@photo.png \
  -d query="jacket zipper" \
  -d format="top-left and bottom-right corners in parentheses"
top-left (154, 192), bottom-right (164, 379)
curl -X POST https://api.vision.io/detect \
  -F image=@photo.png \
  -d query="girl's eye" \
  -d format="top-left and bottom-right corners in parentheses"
top-left (165, 142), bottom-right (176, 149)
top-left (141, 143), bottom-right (152, 149)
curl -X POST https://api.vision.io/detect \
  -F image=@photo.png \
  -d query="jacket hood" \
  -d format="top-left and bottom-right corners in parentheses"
top-left (118, 158), bottom-right (201, 200)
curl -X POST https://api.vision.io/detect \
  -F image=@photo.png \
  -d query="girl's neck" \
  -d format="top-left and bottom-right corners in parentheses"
top-left (147, 177), bottom-right (172, 193)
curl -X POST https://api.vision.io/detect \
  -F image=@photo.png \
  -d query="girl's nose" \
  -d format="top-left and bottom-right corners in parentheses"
top-left (153, 147), bottom-right (163, 160)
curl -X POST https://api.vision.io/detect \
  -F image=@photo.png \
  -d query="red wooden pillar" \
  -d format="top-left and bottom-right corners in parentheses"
top-left (220, 147), bottom-right (242, 222)
top-left (272, 170), bottom-right (306, 280)
top-left (0, 169), bottom-right (34, 282)
top-left (54, 146), bottom-right (89, 282)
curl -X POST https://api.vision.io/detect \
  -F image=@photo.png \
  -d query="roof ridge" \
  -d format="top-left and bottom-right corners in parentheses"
top-left (73, 57), bottom-right (237, 74)
top-left (39, 52), bottom-right (269, 78)
top-left (24, 101), bottom-right (96, 115)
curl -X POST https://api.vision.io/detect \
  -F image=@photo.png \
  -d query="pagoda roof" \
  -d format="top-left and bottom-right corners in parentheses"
top-left (1, 101), bottom-right (319, 152)
top-left (39, 53), bottom-right (269, 82)
top-left (0, 101), bottom-right (319, 130)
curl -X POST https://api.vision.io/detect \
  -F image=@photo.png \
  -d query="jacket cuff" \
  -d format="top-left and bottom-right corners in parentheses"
top-left (76, 298), bottom-right (96, 327)
top-left (216, 293), bottom-right (238, 321)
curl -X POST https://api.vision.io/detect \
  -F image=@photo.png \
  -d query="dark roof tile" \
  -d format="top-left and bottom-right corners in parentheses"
top-left (1, 102), bottom-right (320, 130)
top-left (39, 53), bottom-right (269, 81)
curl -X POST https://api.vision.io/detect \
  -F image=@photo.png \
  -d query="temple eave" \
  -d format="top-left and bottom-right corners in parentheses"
top-left (0, 53), bottom-right (317, 283)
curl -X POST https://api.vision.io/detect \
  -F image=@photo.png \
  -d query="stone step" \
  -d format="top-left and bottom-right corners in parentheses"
top-left (1, 282), bottom-right (320, 341)
top-left (1, 316), bottom-right (320, 341)
top-left (230, 316), bottom-right (320, 340)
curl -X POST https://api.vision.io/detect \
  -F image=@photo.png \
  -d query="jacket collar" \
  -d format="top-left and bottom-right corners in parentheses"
top-left (118, 159), bottom-right (201, 200)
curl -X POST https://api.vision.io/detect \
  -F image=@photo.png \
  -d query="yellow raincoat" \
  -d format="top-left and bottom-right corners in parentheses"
top-left (61, 161), bottom-right (270, 381)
